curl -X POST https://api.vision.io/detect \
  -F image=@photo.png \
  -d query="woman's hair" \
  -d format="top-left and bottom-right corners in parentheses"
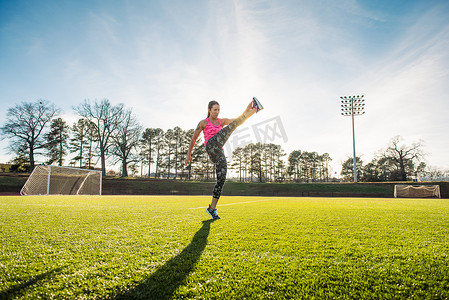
top-left (207, 100), bottom-right (220, 118)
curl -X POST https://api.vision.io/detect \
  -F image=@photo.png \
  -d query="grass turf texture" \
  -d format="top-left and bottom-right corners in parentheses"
top-left (1, 196), bottom-right (448, 299)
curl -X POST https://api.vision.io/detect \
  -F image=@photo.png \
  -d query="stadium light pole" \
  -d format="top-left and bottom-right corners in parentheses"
top-left (340, 95), bottom-right (365, 183)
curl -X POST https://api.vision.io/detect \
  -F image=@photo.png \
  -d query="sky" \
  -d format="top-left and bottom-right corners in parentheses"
top-left (1, 0), bottom-right (448, 176)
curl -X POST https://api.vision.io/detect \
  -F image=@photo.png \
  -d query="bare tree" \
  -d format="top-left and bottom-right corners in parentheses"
top-left (381, 135), bottom-right (425, 181)
top-left (111, 108), bottom-right (142, 177)
top-left (0, 100), bottom-right (59, 171)
top-left (74, 99), bottom-right (125, 176)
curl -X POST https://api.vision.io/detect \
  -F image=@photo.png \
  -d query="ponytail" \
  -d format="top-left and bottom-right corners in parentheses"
top-left (207, 100), bottom-right (219, 118)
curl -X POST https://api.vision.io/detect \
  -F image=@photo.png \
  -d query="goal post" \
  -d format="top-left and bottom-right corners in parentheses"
top-left (20, 165), bottom-right (102, 196)
top-left (394, 185), bottom-right (441, 198)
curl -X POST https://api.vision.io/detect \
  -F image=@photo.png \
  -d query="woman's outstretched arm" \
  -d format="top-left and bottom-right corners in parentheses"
top-left (185, 119), bottom-right (207, 166)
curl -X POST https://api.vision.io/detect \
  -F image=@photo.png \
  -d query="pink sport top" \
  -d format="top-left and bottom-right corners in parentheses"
top-left (203, 118), bottom-right (222, 147)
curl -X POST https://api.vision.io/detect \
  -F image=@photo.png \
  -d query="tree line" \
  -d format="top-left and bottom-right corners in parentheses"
top-left (340, 135), bottom-right (434, 182)
top-left (1, 99), bottom-right (446, 181)
top-left (0, 99), bottom-right (327, 180)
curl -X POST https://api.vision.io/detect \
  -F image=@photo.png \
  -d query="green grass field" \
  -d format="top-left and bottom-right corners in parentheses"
top-left (1, 196), bottom-right (449, 299)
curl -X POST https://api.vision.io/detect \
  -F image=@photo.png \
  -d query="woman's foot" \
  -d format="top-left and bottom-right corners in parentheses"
top-left (252, 97), bottom-right (264, 113)
top-left (206, 205), bottom-right (221, 219)
top-left (243, 100), bottom-right (258, 118)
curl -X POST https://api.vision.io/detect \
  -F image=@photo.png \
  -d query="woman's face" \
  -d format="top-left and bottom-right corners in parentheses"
top-left (209, 104), bottom-right (220, 118)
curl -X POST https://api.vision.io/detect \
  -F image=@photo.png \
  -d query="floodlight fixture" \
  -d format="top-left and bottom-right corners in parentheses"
top-left (340, 95), bottom-right (365, 182)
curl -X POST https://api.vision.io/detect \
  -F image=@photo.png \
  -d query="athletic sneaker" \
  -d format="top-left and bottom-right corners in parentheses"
top-left (252, 97), bottom-right (264, 113)
top-left (206, 205), bottom-right (221, 220)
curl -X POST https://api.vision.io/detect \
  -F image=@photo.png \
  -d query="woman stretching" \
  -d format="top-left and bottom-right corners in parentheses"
top-left (185, 98), bottom-right (263, 219)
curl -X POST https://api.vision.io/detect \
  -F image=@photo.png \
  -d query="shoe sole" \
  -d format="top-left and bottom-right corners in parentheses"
top-left (253, 97), bottom-right (264, 112)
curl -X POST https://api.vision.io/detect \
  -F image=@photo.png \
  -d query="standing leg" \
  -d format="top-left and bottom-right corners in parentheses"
top-left (211, 150), bottom-right (227, 208)
top-left (205, 146), bottom-right (227, 220)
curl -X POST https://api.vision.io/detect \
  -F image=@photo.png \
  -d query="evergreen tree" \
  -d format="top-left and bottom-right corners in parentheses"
top-left (341, 156), bottom-right (363, 182)
top-left (70, 118), bottom-right (98, 168)
top-left (140, 128), bottom-right (163, 177)
top-left (231, 147), bottom-right (245, 182)
top-left (45, 117), bottom-right (69, 166)
top-left (288, 150), bottom-right (302, 182)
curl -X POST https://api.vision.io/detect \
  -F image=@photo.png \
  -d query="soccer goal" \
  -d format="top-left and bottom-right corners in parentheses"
top-left (20, 166), bottom-right (102, 196)
top-left (394, 185), bottom-right (441, 198)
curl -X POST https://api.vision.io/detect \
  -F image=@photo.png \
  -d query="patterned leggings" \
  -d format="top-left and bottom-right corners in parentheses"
top-left (205, 115), bottom-right (246, 199)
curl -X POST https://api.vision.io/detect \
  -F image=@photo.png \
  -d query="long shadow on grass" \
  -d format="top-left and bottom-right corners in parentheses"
top-left (0, 267), bottom-right (64, 300)
top-left (114, 219), bottom-right (214, 300)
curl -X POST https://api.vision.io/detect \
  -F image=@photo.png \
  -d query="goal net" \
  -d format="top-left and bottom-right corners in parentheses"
top-left (20, 166), bottom-right (102, 196)
top-left (394, 185), bottom-right (441, 198)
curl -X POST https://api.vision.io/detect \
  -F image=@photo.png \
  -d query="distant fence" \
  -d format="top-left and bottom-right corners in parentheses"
top-left (419, 177), bottom-right (449, 182)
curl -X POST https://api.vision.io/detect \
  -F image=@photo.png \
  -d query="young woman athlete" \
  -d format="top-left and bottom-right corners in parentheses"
top-left (185, 98), bottom-right (263, 219)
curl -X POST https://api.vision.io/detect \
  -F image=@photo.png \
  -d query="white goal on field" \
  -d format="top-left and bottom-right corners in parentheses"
top-left (20, 165), bottom-right (102, 196)
top-left (394, 185), bottom-right (441, 198)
